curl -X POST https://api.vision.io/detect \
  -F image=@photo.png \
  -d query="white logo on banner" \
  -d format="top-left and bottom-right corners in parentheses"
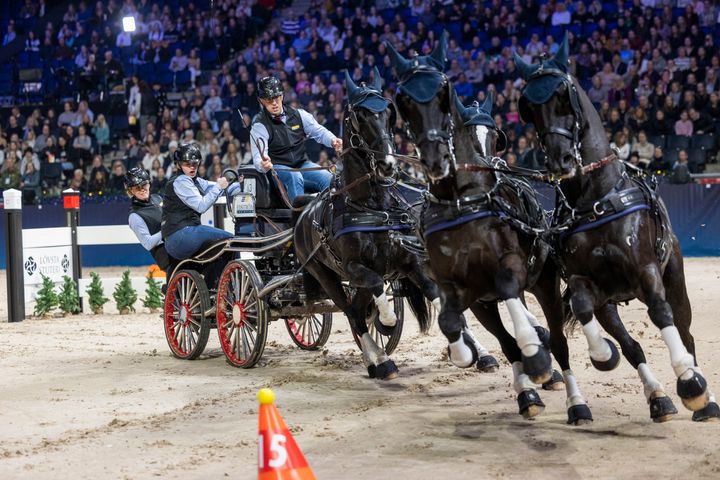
top-left (23, 247), bottom-right (73, 285)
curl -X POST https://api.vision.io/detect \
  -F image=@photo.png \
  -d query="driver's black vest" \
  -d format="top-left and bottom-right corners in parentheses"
top-left (253, 104), bottom-right (308, 167)
top-left (161, 174), bottom-right (204, 239)
top-left (131, 194), bottom-right (171, 270)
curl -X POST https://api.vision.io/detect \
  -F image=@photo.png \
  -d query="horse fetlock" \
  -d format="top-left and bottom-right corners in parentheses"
top-left (512, 362), bottom-right (536, 393)
top-left (448, 333), bottom-right (478, 368)
top-left (638, 363), bottom-right (664, 402)
top-left (581, 318), bottom-right (613, 362)
top-left (462, 326), bottom-right (490, 356)
top-left (374, 292), bottom-right (397, 327)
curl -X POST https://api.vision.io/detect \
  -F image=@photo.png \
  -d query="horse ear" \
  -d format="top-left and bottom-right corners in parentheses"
top-left (554, 34), bottom-right (570, 69)
top-left (344, 69), bottom-right (359, 99)
top-left (385, 41), bottom-right (411, 78)
top-left (481, 91), bottom-right (494, 115)
top-left (513, 52), bottom-right (539, 79)
top-left (372, 66), bottom-right (383, 91)
top-left (429, 30), bottom-right (448, 69)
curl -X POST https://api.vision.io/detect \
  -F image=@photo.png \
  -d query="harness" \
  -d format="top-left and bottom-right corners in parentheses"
top-left (333, 196), bottom-right (415, 240)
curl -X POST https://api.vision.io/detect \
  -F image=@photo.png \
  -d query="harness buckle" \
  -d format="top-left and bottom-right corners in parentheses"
top-left (593, 202), bottom-right (605, 216)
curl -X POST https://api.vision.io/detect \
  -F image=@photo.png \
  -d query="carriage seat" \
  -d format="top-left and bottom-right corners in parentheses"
top-left (238, 166), bottom-right (292, 221)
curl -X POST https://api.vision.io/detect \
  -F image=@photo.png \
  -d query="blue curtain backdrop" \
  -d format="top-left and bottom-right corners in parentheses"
top-left (1, 184), bottom-right (718, 268)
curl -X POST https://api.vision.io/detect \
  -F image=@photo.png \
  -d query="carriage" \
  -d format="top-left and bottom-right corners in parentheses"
top-left (161, 166), bottom-right (407, 368)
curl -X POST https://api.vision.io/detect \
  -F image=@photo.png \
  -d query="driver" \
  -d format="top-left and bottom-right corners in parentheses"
top-left (125, 167), bottom-right (172, 272)
top-left (161, 142), bottom-right (240, 260)
top-left (250, 75), bottom-right (343, 202)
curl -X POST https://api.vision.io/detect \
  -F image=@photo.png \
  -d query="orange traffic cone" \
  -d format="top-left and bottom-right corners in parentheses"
top-left (258, 389), bottom-right (316, 480)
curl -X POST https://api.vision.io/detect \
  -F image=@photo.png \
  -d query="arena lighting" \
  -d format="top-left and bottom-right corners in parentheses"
top-left (122, 16), bottom-right (136, 33)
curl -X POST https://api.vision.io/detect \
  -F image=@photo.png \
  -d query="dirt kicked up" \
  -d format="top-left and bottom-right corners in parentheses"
top-left (1, 259), bottom-right (719, 479)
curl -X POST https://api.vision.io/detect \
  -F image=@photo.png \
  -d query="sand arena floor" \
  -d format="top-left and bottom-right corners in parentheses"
top-left (1, 259), bottom-right (719, 479)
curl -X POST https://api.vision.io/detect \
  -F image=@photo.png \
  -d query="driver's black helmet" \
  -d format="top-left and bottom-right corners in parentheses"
top-left (124, 167), bottom-right (150, 190)
top-left (257, 75), bottom-right (283, 99)
top-left (174, 142), bottom-right (202, 166)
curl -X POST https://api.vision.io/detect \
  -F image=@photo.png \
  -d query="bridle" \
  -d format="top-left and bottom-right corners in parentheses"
top-left (340, 90), bottom-right (398, 187)
top-left (396, 67), bottom-right (458, 174)
top-left (521, 67), bottom-right (585, 171)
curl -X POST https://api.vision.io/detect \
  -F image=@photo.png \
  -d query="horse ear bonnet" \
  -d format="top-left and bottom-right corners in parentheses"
top-left (388, 31), bottom-right (449, 104)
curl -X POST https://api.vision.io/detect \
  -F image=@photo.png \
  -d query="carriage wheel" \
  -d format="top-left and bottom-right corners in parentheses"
top-left (216, 260), bottom-right (269, 368)
top-left (163, 270), bottom-right (212, 360)
top-left (351, 281), bottom-right (405, 355)
top-left (284, 314), bottom-right (333, 350)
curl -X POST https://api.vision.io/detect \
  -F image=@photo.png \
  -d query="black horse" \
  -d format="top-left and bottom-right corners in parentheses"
top-left (294, 68), bottom-right (449, 380)
top-left (515, 35), bottom-right (719, 422)
top-left (387, 36), bottom-right (591, 423)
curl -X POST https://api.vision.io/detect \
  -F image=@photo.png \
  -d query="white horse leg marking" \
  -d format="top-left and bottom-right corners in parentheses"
top-left (512, 361), bottom-right (536, 394)
top-left (448, 335), bottom-right (475, 368)
top-left (462, 325), bottom-right (490, 357)
top-left (562, 369), bottom-right (587, 408)
top-left (581, 317), bottom-right (613, 362)
top-left (505, 298), bottom-right (541, 357)
top-left (361, 333), bottom-right (389, 365)
top-left (519, 302), bottom-right (541, 328)
top-left (431, 297), bottom-right (442, 314)
top-left (661, 326), bottom-right (696, 380)
top-left (638, 363), bottom-right (665, 402)
top-left (373, 292), bottom-right (397, 327)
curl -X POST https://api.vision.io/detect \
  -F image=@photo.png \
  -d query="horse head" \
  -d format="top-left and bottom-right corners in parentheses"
top-left (515, 34), bottom-right (587, 176)
top-left (454, 91), bottom-right (507, 158)
top-left (387, 31), bottom-right (458, 181)
top-left (344, 67), bottom-right (397, 179)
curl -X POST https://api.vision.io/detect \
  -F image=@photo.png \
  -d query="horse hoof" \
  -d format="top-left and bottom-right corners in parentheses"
top-left (567, 404), bottom-right (593, 425)
top-left (542, 370), bottom-right (565, 391)
top-left (476, 355), bottom-right (499, 373)
top-left (534, 326), bottom-right (551, 350)
top-left (373, 317), bottom-right (398, 336)
top-left (375, 359), bottom-right (399, 380)
top-left (649, 393), bottom-right (678, 423)
top-left (590, 338), bottom-right (621, 372)
top-left (522, 348), bottom-right (552, 384)
top-left (692, 402), bottom-right (720, 422)
top-left (367, 365), bottom-right (377, 379)
top-left (517, 389), bottom-right (545, 419)
top-left (677, 371), bottom-right (709, 411)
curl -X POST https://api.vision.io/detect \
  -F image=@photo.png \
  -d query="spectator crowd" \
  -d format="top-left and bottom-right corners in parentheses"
top-left (2, 0), bottom-right (720, 204)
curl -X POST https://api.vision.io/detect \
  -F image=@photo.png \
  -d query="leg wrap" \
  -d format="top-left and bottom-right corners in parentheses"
top-left (661, 326), bottom-right (696, 379)
top-left (506, 298), bottom-right (540, 357)
top-left (374, 292), bottom-right (397, 327)
top-left (582, 318), bottom-right (613, 362)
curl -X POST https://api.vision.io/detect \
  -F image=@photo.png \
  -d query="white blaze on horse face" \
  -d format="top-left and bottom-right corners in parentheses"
top-left (386, 143), bottom-right (396, 167)
top-left (374, 292), bottom-right (397, 327)
top-left (474, 125), bottom-right (491, 156)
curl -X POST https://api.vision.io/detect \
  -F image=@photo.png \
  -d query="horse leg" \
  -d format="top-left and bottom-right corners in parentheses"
top-left (661, 250), bottom-right (718, 421)
top-left (469, 301), bottom-right (545, 419)
top-left (497, 254), bottom-right (551, 384)
top-left (438, 286), bottom-right (478, 368)
top-left (345, 261), bottom-right (397, 329)
top-left (517, 293), bottom-right (564, 390)
top-left (568, 276), bottom-right (622, 372)
top-left (533, 278), bottom-right (592, 425)
top-left (350, 288), bottom-right (399, 380)
top-left (405, 265), bottom-right (499, 371)
top-left (595, 303), bottom-right (677, 423)
top-left (638, 263), bottom-right (710, 412)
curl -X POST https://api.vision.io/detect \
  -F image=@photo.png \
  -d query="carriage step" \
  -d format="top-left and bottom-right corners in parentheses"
top-left (269, 301), bottom-right (339, 317)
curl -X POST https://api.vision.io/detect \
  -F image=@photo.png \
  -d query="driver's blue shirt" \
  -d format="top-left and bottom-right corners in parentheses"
top-left (172, 175), bottom-right (241, 214)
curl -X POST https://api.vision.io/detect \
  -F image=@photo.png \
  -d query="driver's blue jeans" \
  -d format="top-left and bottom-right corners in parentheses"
top-left (165, 225), bottom-right (233, 260)
top-left (274, 161), bottom-right (333, 202)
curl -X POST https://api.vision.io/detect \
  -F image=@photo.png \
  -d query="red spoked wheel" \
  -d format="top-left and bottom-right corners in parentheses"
top-left (216, 260), bottom-right (268, 368)
top-left (351, 281), bottom-right (405, 355)
top-left (163, 270), bottom-right (212, 360)
top-left (284, 314), bottom-right (333, 350)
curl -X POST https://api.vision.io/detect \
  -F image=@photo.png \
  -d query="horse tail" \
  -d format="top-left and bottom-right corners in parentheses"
top-left (399, 278), bottom-right (431, 334)
top-left (562, 286), bottom-right (579, 332)
top-left (290, 195), bottom-right (315, 227)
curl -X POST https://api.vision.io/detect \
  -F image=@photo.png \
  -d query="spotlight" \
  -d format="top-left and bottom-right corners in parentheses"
top-left (122, 16), bottom-right (136, 33)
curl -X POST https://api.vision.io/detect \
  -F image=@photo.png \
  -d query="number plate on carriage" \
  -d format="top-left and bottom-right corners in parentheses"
top-left (232, 193), bottom-right (255, 218)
